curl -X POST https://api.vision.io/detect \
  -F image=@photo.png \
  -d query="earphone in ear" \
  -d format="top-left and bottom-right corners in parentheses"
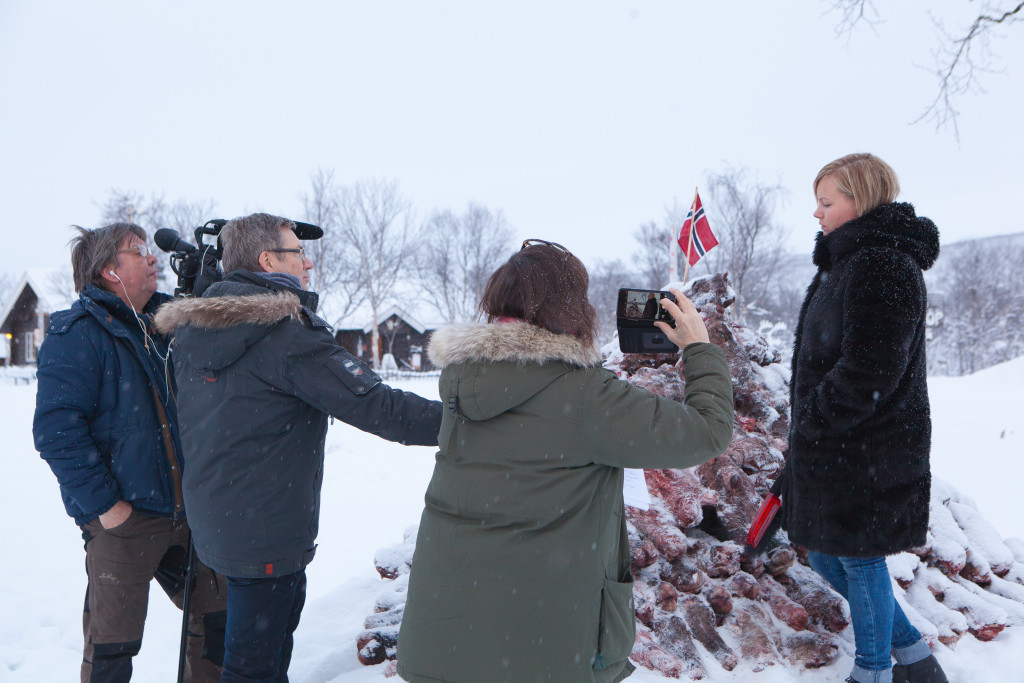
top-left (109, 270), bottom-right (116, 276)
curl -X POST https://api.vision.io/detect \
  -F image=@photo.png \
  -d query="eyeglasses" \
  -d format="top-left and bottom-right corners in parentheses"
top-left (117, 244), bottom-right (151, 258)
top-left (520, 239), bottom-right (571, 261)
top-left (269, 247), bottom-right (307, 259)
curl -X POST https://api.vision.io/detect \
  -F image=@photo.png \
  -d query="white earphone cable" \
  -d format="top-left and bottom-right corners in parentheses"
top-left (109, 269), bottom-right (170, 366)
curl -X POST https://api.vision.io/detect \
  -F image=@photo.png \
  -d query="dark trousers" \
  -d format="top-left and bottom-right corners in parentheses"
top-left (81, 512), bottom-right (227, 683)
top-left (222, 570), bottom-right (307, 683)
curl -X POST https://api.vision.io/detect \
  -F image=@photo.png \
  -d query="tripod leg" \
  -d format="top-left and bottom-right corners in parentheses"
top-left (177, 538), bottom-right (197, 683)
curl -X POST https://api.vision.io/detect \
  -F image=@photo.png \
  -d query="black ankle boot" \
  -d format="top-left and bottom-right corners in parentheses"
top-left (892, 654), bottom-right (948, 683)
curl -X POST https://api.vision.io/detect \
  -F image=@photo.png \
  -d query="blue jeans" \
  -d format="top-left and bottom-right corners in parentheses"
top-left (807, 552), bottom-right (931, 683)
top-left (222, 570), bottom-right (307, 683)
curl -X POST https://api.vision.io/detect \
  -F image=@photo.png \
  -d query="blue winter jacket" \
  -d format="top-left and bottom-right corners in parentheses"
top-left (33, 285), bottom-right (185, 526)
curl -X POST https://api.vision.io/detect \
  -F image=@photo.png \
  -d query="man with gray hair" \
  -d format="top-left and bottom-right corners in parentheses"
top-left (155, 212), bottom-right (442, 681)
top-left (34, 222), bottom-right (227, 681)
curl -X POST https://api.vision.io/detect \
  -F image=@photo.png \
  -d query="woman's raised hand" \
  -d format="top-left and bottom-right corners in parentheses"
top-left (654, 288), bottom-right (710, 349)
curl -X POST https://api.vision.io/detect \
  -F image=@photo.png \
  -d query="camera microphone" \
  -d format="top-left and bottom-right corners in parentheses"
top-left (154, 228), bottom-right (197, 255)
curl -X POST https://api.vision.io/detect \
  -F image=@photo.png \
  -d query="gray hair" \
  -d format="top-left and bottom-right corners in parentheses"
top-left (220, 212), bottom-right (295, 273)
top-left (69, 223), bottom-right (147, 293)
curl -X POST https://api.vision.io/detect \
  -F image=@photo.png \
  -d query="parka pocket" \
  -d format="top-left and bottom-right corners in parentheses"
top-left (594, 577), bottom-right (635, 671)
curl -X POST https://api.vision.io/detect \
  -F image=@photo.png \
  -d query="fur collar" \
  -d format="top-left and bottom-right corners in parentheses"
top-left (813, 202), bottom-right (940, 271)
top-left (153, 291), bottom-right (301, 333)
top-left (428, 321), bottom-right (602, 368)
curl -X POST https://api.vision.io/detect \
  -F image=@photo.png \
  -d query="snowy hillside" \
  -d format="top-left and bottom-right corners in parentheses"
top-left (2, 359), bottom-right (1023, 681)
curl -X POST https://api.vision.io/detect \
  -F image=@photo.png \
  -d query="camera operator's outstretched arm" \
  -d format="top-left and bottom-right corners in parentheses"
top-left (276, 327), bottom-right (442, 447)
top-left (654, 288), bottom-right (710, 348)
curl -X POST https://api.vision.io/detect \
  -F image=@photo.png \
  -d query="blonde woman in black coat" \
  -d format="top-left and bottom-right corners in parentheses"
top-left (780, 154), bottom-right (947, 683)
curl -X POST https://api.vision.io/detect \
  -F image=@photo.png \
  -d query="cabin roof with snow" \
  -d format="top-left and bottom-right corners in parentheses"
top-left (363, 306), bottom-right (430, 335)
top-left (0, 269), bottom-right (75, 331)
top-left (334, 305), bottom-right (442, 335)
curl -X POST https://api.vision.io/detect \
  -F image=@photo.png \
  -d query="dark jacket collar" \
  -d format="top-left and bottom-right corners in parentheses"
top-left (215, 270), bottom-right (320, 313)
top-left (812, 202), bottom-right (940, 271)
top-left (81, 284), bottom-right (166, 320)
top-left (72, 286), bottom-right (172, 393)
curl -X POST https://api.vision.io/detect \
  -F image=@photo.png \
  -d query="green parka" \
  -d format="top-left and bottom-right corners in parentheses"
top-left (397, 321), bottom-right (734, 682)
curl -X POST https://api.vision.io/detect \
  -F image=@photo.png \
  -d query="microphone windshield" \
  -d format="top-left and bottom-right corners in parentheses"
top-left (154, 228), bottom-right (196, 254)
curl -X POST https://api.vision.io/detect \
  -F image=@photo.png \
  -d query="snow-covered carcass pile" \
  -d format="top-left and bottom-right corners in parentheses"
top-left (357, 273), bottom-right (1024, 678)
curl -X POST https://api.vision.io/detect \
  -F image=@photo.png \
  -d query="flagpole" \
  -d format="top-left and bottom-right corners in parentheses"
top-left (682, 186), bottom-right (698, 286)
top-left (668, 228), bottom-right (677, 284)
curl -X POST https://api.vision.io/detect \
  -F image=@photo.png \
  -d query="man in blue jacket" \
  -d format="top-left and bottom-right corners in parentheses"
top-left (33, 222), bottom-right (226, 682)
top-left (154, 213), bottom-right (442, 682)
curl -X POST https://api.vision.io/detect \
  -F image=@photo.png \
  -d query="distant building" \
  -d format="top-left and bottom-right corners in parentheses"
top-left (0, 270), bottom-right (73, 366)
top-left (334, 306), bottom-right (440, 371)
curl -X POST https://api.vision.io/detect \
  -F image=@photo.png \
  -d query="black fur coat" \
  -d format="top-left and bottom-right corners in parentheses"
top-left (779, 202), bottom-right (940, 557)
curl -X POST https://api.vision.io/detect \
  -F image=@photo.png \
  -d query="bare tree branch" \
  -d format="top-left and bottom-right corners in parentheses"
top-left (0, 271), bottom-right (15, 308)
top-left (301, 168), bottom-right (365, 326)
top-left (630, 221), bottom-right (674, 289)
top-left (336, 179), bottom-right (418, 368)
top-left (828, 0), bottom-right (880, 36)
top-left (829, 1), bottom-right (1023, 137)
top-left (45, 268), bottom-right (77, 308)
top-left (162, 198), bottom-right (218, 240)
top-left (700, 168), bottom-right (789, 323)
top-left (97, 189), bottom-right (217, 292)
top-left (415, 203), bottom-right (514, 324)
top-left (586, 258), bottom-right (639, 345)
top-left (914, 2), bottom-right (1024, 139)
top-left (98, 189), bottom-right (166, 228)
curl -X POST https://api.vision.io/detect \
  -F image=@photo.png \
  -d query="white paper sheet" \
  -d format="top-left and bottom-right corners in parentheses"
top-left (623, 468), bottom-right (651, 511)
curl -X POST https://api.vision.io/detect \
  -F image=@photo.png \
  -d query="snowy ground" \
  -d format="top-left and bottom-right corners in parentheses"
top-left (2, 359), bottom-right (1023, 682)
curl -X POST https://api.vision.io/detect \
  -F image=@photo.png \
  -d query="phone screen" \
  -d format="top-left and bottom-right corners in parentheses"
top-left (617, 289), bottom-right (674, 322)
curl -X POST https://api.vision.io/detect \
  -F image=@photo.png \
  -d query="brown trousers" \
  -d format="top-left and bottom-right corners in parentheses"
top-left (81, 511), bottom-right (227, 682)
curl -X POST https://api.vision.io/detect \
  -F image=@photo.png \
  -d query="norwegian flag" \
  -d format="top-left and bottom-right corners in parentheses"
top-left (677, 191), bottom-right (718, 267)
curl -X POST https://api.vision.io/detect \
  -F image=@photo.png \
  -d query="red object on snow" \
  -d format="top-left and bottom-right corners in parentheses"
top-left (746, 493), bottom-right (781, 547)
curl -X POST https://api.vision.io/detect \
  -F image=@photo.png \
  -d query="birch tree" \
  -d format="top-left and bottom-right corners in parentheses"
top-left (301, 168), bottom-right (365, 326)
top-left (336, 179), bottom-right (417, 368)
top-left (700, 168), bottom-right (788, 323)
top-left (415, 203), bottom-right (515, 323)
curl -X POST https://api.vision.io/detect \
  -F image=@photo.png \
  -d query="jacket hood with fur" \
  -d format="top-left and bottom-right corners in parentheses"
top-left (154, 286), bottom-right (307, 372)
top-left (813, 201), bottom-right (940, 272)
top-left (428, 321), bottom-right (602, 369)
top-left (154, 290), bottom-right (301, 334)
top-left (429, 322), bottom-right (602, 422)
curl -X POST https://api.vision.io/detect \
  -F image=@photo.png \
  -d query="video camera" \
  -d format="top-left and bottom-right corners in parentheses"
top-left (616, 288), bottom-right (678, 354)
top-left (154, 220), bottom-right (226, 298)
top-left (154, 217), bottom-right (326, 298)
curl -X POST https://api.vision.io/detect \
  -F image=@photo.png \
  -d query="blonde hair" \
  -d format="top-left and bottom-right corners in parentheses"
top-left (814, 153), bottom-right (900, 217)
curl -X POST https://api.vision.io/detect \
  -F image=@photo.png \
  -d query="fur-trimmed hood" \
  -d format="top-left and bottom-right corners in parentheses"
top-left (429, 322), bottom-right (603, 422)
top-left (428, 321), bottom-right (602, 369)
top-left (154, 286), bottom-right (308, 373)
top-left (813, 202), bottom-right (940, 271)
top-left (154, 291), bottom-right (301, 334)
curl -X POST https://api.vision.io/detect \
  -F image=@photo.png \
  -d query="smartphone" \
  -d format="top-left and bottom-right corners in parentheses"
top-left (616, 288), bottom-right (678, 354)
top-left (616, 288), bottom-right (676, 323)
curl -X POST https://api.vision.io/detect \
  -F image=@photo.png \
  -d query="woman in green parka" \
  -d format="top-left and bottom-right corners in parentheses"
top-left (397, 240), bottom-right (735, 682)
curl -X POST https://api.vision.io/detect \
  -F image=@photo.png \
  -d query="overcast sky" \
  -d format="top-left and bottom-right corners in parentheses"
top-left (1, 1), bottom-right (1021, 282)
